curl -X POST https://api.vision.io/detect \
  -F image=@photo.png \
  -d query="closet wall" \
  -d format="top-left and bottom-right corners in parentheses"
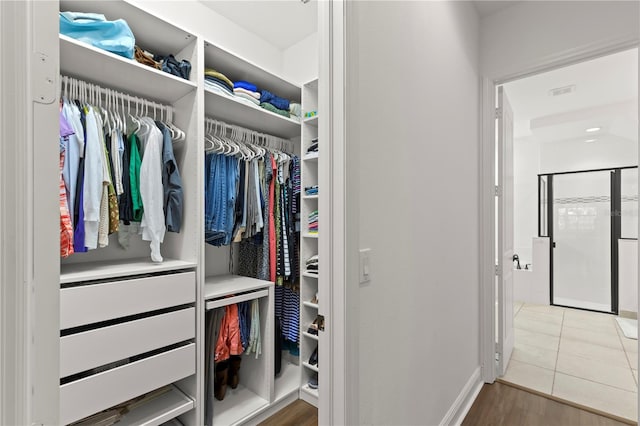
top-left (345, 2), bottom-right (482, 425)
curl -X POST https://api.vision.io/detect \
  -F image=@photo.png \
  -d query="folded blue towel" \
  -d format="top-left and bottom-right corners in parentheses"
top-left (60, 12), bottom-right (135, 59)
top-left (260, 89), bottom-right (290, 111)
top-left (234, 80), bottom-right (258, 92)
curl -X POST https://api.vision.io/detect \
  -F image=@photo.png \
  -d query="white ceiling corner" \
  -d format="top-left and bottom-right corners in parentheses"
top-left (199, 0), bottom-right (318, 51)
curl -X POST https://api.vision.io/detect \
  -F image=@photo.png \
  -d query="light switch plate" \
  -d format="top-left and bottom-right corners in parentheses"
top-left (359, 248), bottom-right (371, 284)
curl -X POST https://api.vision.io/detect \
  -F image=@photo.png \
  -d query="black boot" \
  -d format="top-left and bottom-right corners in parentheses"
top-left (214, 361), bottom-right (229, 400)
top-left (227, 355), bottom-right (242, 389)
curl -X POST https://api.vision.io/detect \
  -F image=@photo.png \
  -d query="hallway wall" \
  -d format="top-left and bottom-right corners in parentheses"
top-left (346, 1), bottom-right (481, 424)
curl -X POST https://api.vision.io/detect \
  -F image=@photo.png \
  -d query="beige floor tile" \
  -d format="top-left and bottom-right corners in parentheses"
top-left (559, 338), bottom-right (629, 368)
top-left (555, 351), bottom-right (637, 392)
top-left (516, 309), bottom-right (564, 325)
top-left (515, 316), bottom-right (562, 337)
top-left (626, 350), bottom-right (638, 370)
top-left (520, 304), bottom-right (564, 317)
top-left (512, 341), bottom-right (558, 370)
top-left (515, 328), bottom-right (560, 352)
top-left (562, 316), bottom-right (618, 334)
top-left (561, 325), bottom-right (625, 350)
top-left (563, 309), bottom-right (616, 326)
top-left (514, 301), bottom-right (524, 316)
top-left (552, 373), bottom-right (638, 422)
top-left (502, 359), bottom-right (554, 394)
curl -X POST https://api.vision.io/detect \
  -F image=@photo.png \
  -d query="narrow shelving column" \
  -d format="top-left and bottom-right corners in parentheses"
top-left (299, 79), bottom-right (320, 406)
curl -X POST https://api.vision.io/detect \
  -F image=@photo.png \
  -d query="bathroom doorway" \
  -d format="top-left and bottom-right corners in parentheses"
top-left (494, 47), bottom-right (638, 421)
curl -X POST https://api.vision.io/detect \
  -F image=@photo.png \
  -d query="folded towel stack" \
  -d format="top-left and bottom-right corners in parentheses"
top-left (308, 210), bottom-right (318, 234)
top-left (204, 68), bottom-right (234, 96)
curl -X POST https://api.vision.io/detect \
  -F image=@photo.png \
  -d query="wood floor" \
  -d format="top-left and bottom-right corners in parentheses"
top-left (258, 400), bottom-right (318, 426)
top-left (259, 383), bottom-right (631, 426)
top-left (463, 382), bottom-right (632, 426)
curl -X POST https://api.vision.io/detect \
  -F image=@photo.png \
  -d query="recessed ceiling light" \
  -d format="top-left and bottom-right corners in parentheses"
top-left (585, 139), bottom-right (597, 143)
top-left (585, 127), bottom-right (601, 133)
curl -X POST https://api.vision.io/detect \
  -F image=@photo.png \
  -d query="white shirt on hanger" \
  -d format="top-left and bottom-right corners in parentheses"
top-left (82, 106), bottom-right (106, 250)
top-left (139, 117), bottom-right (166, 262)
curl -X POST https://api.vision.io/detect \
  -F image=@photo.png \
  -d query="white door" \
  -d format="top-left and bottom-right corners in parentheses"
top-left (497, 86), bottom-right (515, 376)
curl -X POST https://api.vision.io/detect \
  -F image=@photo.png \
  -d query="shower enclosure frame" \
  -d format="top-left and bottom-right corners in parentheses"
top-left (538, 165), bottom-right (638, 314)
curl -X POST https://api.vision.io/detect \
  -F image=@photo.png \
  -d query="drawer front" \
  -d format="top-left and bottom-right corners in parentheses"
top-left (60, 307), bottom-right (195, 378)
top-left (60, 343), bottom-right (195, 425)
top-left (60, 272), bottom-right (195, 329)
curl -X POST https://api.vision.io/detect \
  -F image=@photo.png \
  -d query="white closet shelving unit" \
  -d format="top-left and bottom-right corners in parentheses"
top-left (202, 37), bottom-right (303, 425)
top-left (58, 1), bottom-right (200, 425)
top-left (55, 1), bottom-right (317, 424)
top-left (299, 79), bottom-right (320, 406)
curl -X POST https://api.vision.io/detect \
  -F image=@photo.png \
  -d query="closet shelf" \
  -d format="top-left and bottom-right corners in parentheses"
top-left (303, 115), bottom-right (319, 126)
top-left (302, 362), bottom-right (319, 373)
top-left (303, 152), bottom-right (319, 161)
top-left (274, 362), bottom-right (301, 403)
top-left (60, 35), bottom-right (197, 104)
top-left (303, 195), bottom-right (319, 200)
top-left (300, 384), bottom-right (319, 399)
top-left (212, 385), bottom-right (269, 426)
top-left (117, 385), bottom-right (194, 426)
top-left (206, 289), bottom-right (269, 310)
top-left (302, 332), bottom-right (319, 341)
top-left (204, 42), bottom-right (301, 102)
top-left (204, 274), bottom-right (273, 300)
top-left (303, 233), bottom-right (319, 239)
top-left (204, 89), bottom-right (301, 139)
top-left (302, 301), bottom-right (319, 310)
top-left (302, 271), bottom-right (318, 279)
top-left (60, 0), bottom-right (195, 56)
top-left (60, 258), bottom-right (196, 284)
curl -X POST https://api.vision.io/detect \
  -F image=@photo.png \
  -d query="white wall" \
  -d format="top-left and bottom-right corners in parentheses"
top-left (346, 2), bottom-right (481, 424)
top-left (282, 32), bottom-right (319, 85)
top-left (513, 137), bottom-right (540, 263)
top-left (129, 0), bottom-right (284, 76)
top-left (481, 1), bottom-right (640, 80)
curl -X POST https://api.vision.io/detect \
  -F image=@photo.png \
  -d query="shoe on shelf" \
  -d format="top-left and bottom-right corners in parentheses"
top-left (308, 347), bottom-right (318, 366)
top-left (307, 318), bottom-right (319, 335)
top-left (310, 293), bottom-right (318, 304)
top-left (308, 373), bottom-right (318, 389)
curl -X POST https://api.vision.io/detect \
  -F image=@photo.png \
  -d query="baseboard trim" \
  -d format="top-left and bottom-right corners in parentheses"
top-left (440, 366), bottom-right (483, 426)
top-left (619, 310), bottom-right (638, 320)
top-left (496, 379), bottom-right (636, 425)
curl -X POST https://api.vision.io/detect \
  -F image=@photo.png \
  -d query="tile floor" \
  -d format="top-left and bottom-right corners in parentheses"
top-left (502, 302), bottom-right (638, 422)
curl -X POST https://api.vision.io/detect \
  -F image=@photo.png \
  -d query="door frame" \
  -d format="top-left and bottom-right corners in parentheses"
top-left (479, 40), bottom-right (640, 384)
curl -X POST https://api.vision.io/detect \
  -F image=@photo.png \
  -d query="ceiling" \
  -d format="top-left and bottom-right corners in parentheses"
top-left (504, 48), bottom-right (638, 143)
top-left (199, 0), bottom-right (318, 50)
top-left (473, 0), bottom-right (521, 18)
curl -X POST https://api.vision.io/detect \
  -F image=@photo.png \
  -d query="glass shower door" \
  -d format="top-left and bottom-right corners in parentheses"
top-left (552, 171), bottom-right (612, 312)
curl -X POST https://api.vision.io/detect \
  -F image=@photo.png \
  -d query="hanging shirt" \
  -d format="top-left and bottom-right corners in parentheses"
top-left (139, 117), bottom-right (166, 262)
top-left (156, 121), bottom-right (183, 233)
top-left (129, 133), bottom-right (143, 221)
top-left (61, 100), bottom-right (83, 225)
top-left (82, 106), bottom-right (106, 250)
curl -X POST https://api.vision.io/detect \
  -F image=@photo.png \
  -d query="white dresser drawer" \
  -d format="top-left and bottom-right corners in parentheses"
top-left (60, 272), bottom-right (195, 329)
top-left (60, 307), bottom-right (195, 378)
top-left (60, 343), bottom-right (195, 425)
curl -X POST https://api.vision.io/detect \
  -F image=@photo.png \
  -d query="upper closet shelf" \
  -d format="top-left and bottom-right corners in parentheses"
top-left (60, 0), bottom-right (195, 56)
top-left (204, 274), bottom-right (273, 300)
top-left (60, 258), bottom-right (197, 284)
top-left (204, 42), bottom-right (301, 103)
top-left (60, 35), bottom-right (197, 104)
top-left (205, 89), bottom-right (301, 139)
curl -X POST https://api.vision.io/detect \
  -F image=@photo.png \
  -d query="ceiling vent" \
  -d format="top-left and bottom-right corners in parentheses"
top-left (549, 85), bottom-right (576, 97)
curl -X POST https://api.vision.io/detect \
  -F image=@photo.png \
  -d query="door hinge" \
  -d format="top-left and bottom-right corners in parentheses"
top-left (495, 264), bottom-right (501, 276)
top-left (494, 185), bottom-right (502, 197)
top-left (32, 52), bottom-right (56, 104)
top-left (495, 107), bottom-right (502, 119)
